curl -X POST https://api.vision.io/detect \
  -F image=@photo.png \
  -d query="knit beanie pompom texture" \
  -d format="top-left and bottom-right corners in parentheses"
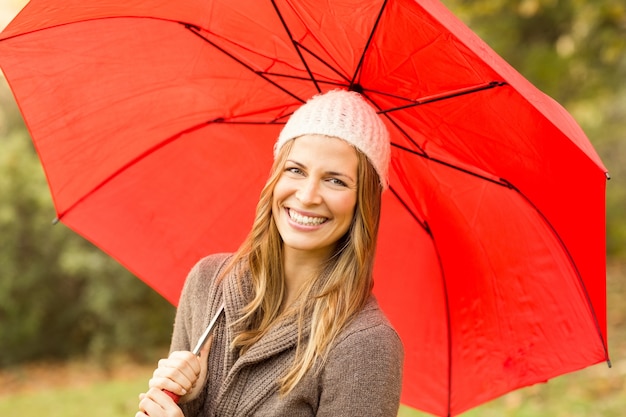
top-left (275, 89), bottom-right (391, 189)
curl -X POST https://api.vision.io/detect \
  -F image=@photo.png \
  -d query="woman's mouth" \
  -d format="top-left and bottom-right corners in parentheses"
top-left (288, 209), bottom-right (328, 226)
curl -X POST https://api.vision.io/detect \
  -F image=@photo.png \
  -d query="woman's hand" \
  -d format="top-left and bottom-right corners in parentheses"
top-left (148, 349), bottom-right (204, 400)
top-left (137, 338), bottom-right (212, 416)
top-left (136, 387), bottom-right (184, 417)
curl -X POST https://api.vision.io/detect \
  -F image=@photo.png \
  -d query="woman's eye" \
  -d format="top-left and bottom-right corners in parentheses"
top-left (286, 167), bottom-right (303, 175)
top-left (328, 178), bottom-right (347, 187)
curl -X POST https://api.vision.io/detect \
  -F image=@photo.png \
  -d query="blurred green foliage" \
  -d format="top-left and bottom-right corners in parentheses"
top-left (0, 0), bottom-right (624, 374)
top-left (0, 91), bottom-right (174, 366)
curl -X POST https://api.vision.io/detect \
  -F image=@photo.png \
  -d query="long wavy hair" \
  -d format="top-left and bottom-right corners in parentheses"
top-left (223, 137), bottom-right (383, 394)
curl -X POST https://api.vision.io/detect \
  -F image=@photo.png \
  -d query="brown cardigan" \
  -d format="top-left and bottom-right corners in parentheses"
top-left (171, 253), bottom-right (404, 417)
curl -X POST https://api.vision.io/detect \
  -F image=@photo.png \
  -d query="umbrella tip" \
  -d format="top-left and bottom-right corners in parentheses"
top-left (52, 217), bottom-right (60, 225)
top-left (606, 172), bottom-right (611, 180)
top-left (348, 83), bottom-right (364, 94)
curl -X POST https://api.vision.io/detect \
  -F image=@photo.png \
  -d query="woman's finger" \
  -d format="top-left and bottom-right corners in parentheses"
top-left (149, 351), bottom-right (201, 394)
top-left (155, 352), bottom-right (201, 381)
top-left (138, 388), bottom-right (184, 417)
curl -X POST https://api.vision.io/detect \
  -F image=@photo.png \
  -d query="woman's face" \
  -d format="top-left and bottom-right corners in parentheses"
top-left (272, 134), bottom-right (358, 259)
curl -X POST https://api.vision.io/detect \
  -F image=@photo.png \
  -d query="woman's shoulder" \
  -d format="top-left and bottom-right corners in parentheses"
top-left (179, 253), bottom-right (234, 302)
top-left (193, 252), bottom-right (234, 273)
top-left (334, 297), bottom-right (403, 353)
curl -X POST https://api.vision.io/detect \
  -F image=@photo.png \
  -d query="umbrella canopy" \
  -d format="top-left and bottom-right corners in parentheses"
top-left (0, 0), bottom-right (609, 415)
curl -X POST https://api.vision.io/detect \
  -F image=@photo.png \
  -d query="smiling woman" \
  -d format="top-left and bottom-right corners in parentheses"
top-left (137, 90), bottom-right (404, 417)
top-left (272, 134), bottom-right (359, 259)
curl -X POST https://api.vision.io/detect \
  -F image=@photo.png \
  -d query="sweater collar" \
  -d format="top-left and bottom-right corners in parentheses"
top-left (222, 259), bottom-right (311, 367)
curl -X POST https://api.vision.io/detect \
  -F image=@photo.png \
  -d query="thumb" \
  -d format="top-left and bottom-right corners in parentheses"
top-left (199, 334), bottom-right (214, 358)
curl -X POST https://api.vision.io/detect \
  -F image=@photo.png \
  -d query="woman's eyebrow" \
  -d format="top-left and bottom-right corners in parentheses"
top-left (285, 159), bottom-right (304, 167)
top-left (286, 160), bottom-right (356, 183)
top-left (326, 170), bottom-right (356, 183)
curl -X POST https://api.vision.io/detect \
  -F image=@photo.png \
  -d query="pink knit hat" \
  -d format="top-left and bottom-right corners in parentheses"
top-left (275, 89), bottom-right (391, 189)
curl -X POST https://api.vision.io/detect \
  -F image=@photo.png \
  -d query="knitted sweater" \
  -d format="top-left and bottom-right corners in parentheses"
top-left (171, 253), bottom-right (404, 417)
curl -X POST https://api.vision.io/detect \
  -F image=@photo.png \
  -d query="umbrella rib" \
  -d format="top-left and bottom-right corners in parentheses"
top-left (181, 23), bottom-right (306, 103)
top-left (438, 240), bottom-right (454, 417)
top-left (365, 82), bottom-right (506, 157)
top-left (379, 82), bottom-right (507, 114)
top-left (54, 121), bottom-right (223, 221)
top-left (293, 41), bottom-right (352, 82)
top-left (270, 0), bottom-right (321, 93)
top-left (253, 42), bottom-right (352, 86)
top-left (500, 179), bottom-right (611, 364)
top-left (260, 72), bottom-right (349, 88)
top-left (54, 110), bottom-right (297, 222)
top-left (381, 113), bottom-right (428, 156)
top-left (358, 88), bottom-right (416, 104)
top-left (389, 186), bottom-right (454, 415)
top-left (350, 0), bottom-right (389, 89)
top-left (391, 143), bottom-right (507, 187)
top-left (389, 186), bottom-right (431, 234)
top-left (357, 92), bottom-right (429, 156)
top-left (210, 120), bottom-right (287, 125)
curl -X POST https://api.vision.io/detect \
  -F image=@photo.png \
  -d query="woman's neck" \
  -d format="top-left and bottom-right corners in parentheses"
top-left (281, 247), bottom-right (328, 310)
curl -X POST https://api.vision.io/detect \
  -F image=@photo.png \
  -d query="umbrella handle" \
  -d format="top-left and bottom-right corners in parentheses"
top-left (145, 390), bottom-right (181, 415)
top-left (163, 389), bottom-right (181, 403)
top-left (148, 305), bottom-right (224, 414)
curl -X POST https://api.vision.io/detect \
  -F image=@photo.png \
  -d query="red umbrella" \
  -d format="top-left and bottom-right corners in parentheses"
top-left (0, 0), bottom-right (609, 415)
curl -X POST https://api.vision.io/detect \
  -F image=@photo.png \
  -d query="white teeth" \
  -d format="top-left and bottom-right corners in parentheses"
top-left (289, 209), bottom-right (327, 226)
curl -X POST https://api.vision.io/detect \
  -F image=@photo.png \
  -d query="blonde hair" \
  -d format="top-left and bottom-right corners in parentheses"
top-left (224, 137), bottom-right (383, 394)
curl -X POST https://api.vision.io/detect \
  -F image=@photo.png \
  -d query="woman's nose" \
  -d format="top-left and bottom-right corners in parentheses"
top-left (295, 177), bottom-right (322, 205)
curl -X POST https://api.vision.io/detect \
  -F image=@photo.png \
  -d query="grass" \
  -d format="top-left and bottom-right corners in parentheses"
top-left (0, 360), bottom-right (622, 417)
top-left (0, 359), bottom-right (152, 417)
top-left (0, 350), bottom-right (621, 417)
top-left (0, 378), bottom-right (145, 417)
top-left (399, 360), bottom-right (624, 417)
top-left (1, 262), bottom-right (623, 417)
